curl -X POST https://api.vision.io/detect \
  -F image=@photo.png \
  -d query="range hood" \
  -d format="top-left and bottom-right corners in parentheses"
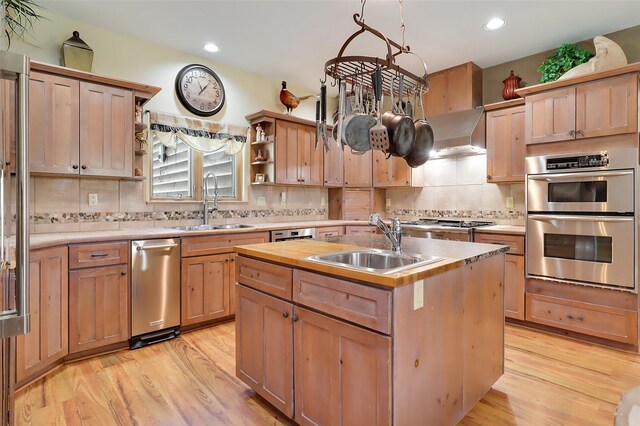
top-left (428, 107), bottom-right (486, 157)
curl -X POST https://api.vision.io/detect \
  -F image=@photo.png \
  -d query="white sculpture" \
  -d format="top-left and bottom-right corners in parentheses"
top-left (558, 35), bottom-right (628, 80)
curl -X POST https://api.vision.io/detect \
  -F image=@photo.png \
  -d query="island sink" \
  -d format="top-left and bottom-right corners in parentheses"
top-left (306, 249), bottom-right (443, 274)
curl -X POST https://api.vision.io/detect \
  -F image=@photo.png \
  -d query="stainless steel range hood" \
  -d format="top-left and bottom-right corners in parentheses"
top-left (429, 107), bottom-right (485, 157)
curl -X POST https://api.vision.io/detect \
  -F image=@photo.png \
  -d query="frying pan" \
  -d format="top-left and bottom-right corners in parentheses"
top-left (405, 85), bottom-right (434, 168)
top-left (381, 75), bottom-right (414, 158)
top-left (343, 84), bottom-right (375, 153)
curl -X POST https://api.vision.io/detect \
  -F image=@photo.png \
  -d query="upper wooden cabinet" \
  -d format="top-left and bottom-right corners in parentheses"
top-left (343, 148), bottom-right (372, 187)
top-left (486, 103), bottom-right (525, 183)
top-left (247, 111), bottom-right (324, 187)
top-left (424, 62), bottom-right (482, 117)
top-left (372, 150), bottom-right (424, 187)
top-left (28, 62), bottom-right (160, 178)
top-left (525, 73), bottom-right (638, 145)
top-left (323, 137), bottom-right (343, 187)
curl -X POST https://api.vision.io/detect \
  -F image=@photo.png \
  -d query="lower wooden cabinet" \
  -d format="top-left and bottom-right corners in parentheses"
top-left (68, 264), bottom-right (129, 353)
top-left (181, 254), bottom-right (232, 326)
top-left (505, 254), bottom-right (525, 320)
top-left (16, 246), bottom-right (68, 383)
top-left (314, 226), bottom-right (344, 238)
top-left (236, 284), bottom-right (294, 417)
top-left (294, 306), bottom-right (391, 426)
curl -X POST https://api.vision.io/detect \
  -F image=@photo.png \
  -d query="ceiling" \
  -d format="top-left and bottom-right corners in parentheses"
top-left (39, 1), bottom-right (640, 91)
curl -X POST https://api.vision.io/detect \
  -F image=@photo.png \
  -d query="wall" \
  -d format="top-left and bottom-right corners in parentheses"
top-left (483, 24), bottom-right (640, 104)
top-left (386, 155), bottom-right (524, 225)
top-left (10, 10), bottom-right (328, 233)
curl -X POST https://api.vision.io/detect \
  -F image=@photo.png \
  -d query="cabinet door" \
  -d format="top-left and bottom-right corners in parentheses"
top-left (525, 87), bottom-right (576, 145)
top-left (16, 246), bottom-right (68, 383)
top-left (374, 152), bottom-right (412, 187)
top-left (344, 149), bottom-right (372, 187)
top-left (181, 254), bottom-right (230, 326)
top-left (576, 74), bottom-right (638, 139)
top-left (275, 120), bottom-right (299, 185)
top-left (505, 254), bottom-right (525, 320)
top-left (298, 124), bottom-right (323, 185)
top-left (69, 265), bottom-right (129, 353)
top-left (323, 136), bottom-right (343, 187)
top-left (236, 285), bottom-right (294, 418)
top-left (29, 71), bottom-right (80, 174)
top-left (424, 71), bottom-right (448, 117)
top-left (294, 306), bottom-right (391, 426)
top-left (79, 82), bottom-right (133, 177)
top-left (486, 105), bottom-right (525, 183)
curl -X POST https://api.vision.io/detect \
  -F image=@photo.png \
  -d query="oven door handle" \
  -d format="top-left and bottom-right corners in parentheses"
top-left (527, 170), bottom-right (633, 181)
top-left (528, 214), bottom-right (634, 223)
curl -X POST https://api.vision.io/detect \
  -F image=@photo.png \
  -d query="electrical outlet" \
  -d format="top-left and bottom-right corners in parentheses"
top-left (386, 198), bottom-right (391, 208)
top-left (256, 196), bottom-right (266, 207)
top-left (506, 196), bottom-right (514, 209)
top-left (280, 192), bottom-right (286, 204)
top-left (88, 193), bottom-right (98, 207)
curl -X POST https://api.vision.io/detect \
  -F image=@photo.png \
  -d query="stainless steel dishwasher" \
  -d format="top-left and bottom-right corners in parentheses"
top-left (130, 238), bottom-right (181, 349)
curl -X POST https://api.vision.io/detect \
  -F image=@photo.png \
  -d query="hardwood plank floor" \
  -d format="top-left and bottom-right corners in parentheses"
top-left (15, 322), bottom-right (640, 425)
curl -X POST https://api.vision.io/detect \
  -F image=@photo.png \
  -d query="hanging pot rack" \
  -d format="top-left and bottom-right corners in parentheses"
top-left (324, 13), bottom-right (429, 97)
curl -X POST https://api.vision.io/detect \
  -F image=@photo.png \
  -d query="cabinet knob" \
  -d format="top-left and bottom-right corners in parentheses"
top-left (72, 164), bottom-right (79, 170)
top-left (292, 314), bottom-right (299, 322)
top-left (5, 161), bottom-right (10, 166)
top-left (282, 312), bottom-right (289, 318)
top-left (576, 129), bottom-right (584, 137)
top-left (120, 271), bottom-right (127, 276)
top-left (568, 130), bottom-right (576, 137)
top-left (81, 165), bottom-right (87, 170)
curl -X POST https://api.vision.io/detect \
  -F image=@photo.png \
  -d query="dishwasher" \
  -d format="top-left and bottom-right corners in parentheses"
top-left (130, 238), bottom-right (181, 349)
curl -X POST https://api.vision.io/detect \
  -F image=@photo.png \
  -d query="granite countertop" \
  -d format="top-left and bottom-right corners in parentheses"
top-left (234, 235), bottom-right (508, 288)
top-left (27, 220), bottom-right (371, 250)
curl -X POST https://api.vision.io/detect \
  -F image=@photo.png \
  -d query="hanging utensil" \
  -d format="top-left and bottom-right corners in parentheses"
top-left (369, 66), bottom-right (389, 151)
top-left (336, 80), bottom-right (346, 149)
top-left (405, 84), bottom-right (434, 168)
top-left (343, 82), bottom-right (376, 153)
top-left (315, 95), bottom-right (321, 149)
top-left (382, 74), bottom-right (414, 157)
top-left (320, 82), bottom-right (329, 152)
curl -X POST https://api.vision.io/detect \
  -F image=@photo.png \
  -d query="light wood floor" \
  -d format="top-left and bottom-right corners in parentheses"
top-left (14, 322), bottom-right (640, 425)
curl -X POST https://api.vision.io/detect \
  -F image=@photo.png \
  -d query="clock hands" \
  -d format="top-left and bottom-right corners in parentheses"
top-left (198, 79), bottom-right (212, 95)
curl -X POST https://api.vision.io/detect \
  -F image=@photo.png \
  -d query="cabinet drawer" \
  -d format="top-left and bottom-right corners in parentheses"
top-left (526, 293), bottom-right (638, 344)
top-left (315, 226), bottom-right (344, 238)
top-left (182, 232), bottom-right (268, 257)
top-left (293, 269), bottom-right (391, 334)
top-left (236, 256), bottom-right (293, 300)
top-left (474, 233), bottom-right (524, 255)
top-left (344, 226), bottom-right (377, 235)
top-left (69, 241), bottom-right (128, 269)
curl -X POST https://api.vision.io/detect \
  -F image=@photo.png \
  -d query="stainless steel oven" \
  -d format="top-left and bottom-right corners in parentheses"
top-left (525, 148), bottom-right (637, 290)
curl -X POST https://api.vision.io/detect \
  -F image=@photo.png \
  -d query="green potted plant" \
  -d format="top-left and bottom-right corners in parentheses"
top-left (3, 0), bottom-right (43, 47)
top-left (537, 43), bottom-right (594, 83)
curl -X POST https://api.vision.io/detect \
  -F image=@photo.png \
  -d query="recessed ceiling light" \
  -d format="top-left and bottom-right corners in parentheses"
top-left (203, 43), bottom-right (219, 53)
top-left (484, 18), bottom-right (506, 31)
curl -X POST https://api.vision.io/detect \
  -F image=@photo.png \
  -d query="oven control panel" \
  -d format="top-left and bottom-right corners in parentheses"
top-left (546, 153), bottom-right (609, 170)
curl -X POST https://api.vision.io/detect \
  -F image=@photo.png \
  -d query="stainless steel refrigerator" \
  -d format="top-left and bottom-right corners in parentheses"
top-left (0, 50), bottom-right (31, 425)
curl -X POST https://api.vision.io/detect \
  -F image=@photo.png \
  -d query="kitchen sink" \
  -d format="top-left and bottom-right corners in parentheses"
top-left (173, 224), bottom-right (255, 231)
top-left (305, 249), bottom-right (443, 274)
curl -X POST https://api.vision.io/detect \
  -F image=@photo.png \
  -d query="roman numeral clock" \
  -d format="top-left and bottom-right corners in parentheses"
top-left (175, 64), bottom-right (225, 116)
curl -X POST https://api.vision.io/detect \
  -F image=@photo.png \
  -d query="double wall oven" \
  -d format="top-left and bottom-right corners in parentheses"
top-left (526, 147), bottom-right (637, 290)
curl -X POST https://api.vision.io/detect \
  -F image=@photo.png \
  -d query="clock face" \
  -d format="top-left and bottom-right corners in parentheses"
top-left (175, 64), bottom-right (225, 116)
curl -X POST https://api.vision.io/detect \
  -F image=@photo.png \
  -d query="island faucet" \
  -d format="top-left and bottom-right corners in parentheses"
top-left (368, 213), bottom-right (402, 255)
top-left (203, 172), bottom-right (219, 225)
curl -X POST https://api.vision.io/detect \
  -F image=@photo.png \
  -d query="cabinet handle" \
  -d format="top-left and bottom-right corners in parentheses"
top-left (81, 165), bottom-right (87, 170)
top-left (576, 129), bottom-right (584, 137)
top-left (282, 312), bottom-right (289, 318)
top-left (568, 130), bottom-right (576, 137)
top-left (5, 161), bottom-right (9, 166)
top-left (120, 271), bottom-right (127, 276)
top-left (577, 315), bottom-right (584, 321)
top-left (72, 164), bottom-right (79, 170)
top-left (90, 253), bottom-right (108, 257)
top-left (292, 314), bottom-right (299, 322)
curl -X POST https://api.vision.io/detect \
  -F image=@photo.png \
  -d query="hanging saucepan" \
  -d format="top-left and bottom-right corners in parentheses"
top-left (343, 84), bottom-right (375, 153)
top-left (381, 75), bottom-right (414, 157)
top-left (405, 84), bottom-right (434, 168)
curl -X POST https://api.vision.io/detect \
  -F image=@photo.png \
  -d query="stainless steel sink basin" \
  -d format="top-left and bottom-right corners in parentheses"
top-left (173, 224), bottom-right (255, 232)
top-left (305, 249), bottom-right (443, 274)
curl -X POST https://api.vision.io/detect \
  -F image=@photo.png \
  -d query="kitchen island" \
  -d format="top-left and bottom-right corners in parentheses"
top-left (233, 235), bottom-right (508, 425)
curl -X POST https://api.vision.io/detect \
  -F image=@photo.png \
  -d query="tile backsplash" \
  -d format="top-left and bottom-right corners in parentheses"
top-left (386, 154), bottom-right (525, 225)
top-left (31, 177), bottom-right (328, 233)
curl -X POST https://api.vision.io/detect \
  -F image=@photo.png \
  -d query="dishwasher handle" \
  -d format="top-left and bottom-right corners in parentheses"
top-left (136, 243), bottom-right (178, 251)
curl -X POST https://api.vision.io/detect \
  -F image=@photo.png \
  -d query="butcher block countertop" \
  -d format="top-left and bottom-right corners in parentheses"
top-left (233, 234), bottom-right (508, 288)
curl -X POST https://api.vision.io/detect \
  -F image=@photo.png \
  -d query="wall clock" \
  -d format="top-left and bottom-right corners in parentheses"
top-left (175, 64), bottom-right (225, 116)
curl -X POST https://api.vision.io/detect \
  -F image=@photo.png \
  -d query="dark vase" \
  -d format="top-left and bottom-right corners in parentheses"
top-left (502, 70), bottom-right (522, 100)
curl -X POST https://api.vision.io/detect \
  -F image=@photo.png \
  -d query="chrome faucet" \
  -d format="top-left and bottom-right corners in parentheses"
top-left (368, 213), bottom-right (402, 255)
top-left (203, 172), bottom-right (219, 225)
